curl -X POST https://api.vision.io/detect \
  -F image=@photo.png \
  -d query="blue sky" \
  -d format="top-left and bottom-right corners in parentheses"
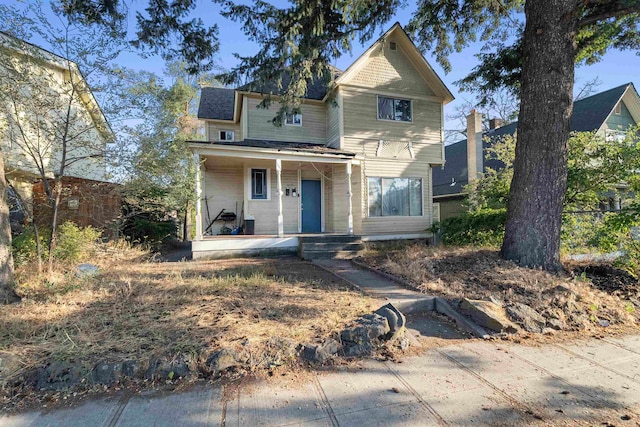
top-left (28, 1), bottom-right (640, 132)
top-left (115, 2), bottom-right (640, 130)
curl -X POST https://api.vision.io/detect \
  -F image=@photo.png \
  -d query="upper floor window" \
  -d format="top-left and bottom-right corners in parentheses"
top-left (219, 130), bottom-right (234, 141)
top-left (615, 102), bottom-right (622, 115)
top-left (377, 96), bottom-right (412, 122)
top-left (285, 113), bottom-right (302, 126)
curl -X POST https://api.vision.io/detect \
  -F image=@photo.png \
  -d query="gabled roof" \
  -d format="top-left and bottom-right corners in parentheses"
top-left (571, 83), bottom-right (631, 132)
top-left (433, 83), bottom-right (637, 198)
top-left (198, 87), bottom-right (235, 120)
top-left (334, 22), bottom-right (454, 104)
top-left (238, 69), bottom-right (342, 101)
top-left (198, 23), bottom-right (454, 122)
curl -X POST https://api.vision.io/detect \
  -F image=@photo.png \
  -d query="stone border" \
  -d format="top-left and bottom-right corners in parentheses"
top-left (350, 259), bottom-right (489, 338)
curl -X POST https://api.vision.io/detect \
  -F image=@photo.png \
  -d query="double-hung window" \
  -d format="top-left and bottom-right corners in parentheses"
top-left (368, 177), bottom-right (422, 217)
top-left (377, 96), bottom-right (412, 122)
top-left (285, 113), bottom-right (302, 126)
top-left (251, 169), bottom-right (268, 200)
top-left (219, 130), bottom-right (234, 141)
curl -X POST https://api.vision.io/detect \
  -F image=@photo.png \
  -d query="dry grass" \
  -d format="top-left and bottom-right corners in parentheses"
top-left (361, 243), bottom-right (639, 333)
top-left (0, 245), bottom-right (376, 387)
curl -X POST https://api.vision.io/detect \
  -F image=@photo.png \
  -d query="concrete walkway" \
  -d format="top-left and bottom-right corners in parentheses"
top-left (3, 336), bottom-right (640, 426)
top-left (3, 260), bottom-right (640, 426)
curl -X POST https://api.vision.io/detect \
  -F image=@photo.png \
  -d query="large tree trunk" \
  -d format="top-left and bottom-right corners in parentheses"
top-left (0, 154), bottom-right (19, 304)
top-left (501, 0), bottom-right (578, 270)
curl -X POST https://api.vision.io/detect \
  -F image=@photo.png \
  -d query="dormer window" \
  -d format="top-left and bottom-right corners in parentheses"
top-left (285, 113), bottom-right (302, 126)
top-left (377, 96), bottom-right (412, 122)
top-left (219, 130), bottom-right (234, 141)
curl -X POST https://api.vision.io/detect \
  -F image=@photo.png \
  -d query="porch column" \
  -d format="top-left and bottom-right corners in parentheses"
top-left (346, 161), bottom-right (354, 235)
top-left (276, 159), bottom-right (284, 237)
top-left (194, 151), bottom-right (203, 240)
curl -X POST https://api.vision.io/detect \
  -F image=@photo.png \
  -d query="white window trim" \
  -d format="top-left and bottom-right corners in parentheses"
top-left (614, 103), bottom-right (622, 115)
top-left (219, 130), bottom-right (235, 141)
top-left (246, 167), bottom-right (271, 201)
top-left (376, 95), bottom-right (413, 123)
top-left (367, 176), bottom-right (424, 218)
top-left (284, 113), bottom-right (303, 127)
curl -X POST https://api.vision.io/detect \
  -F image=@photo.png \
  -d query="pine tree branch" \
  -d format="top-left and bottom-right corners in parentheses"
top-left (577, 1), bottom-right (640, 28)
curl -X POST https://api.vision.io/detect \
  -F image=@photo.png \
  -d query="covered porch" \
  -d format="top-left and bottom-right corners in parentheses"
top-left (189, 141), bottom-right (362, 258)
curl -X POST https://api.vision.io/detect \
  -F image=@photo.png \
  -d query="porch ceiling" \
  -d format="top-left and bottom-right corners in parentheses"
top-left (189, 140), bottom-right (359, 164)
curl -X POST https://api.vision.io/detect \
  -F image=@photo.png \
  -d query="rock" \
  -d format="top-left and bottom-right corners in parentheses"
top-left (598, 319), bottom-right (611, 327)
top-left (301, 338), bottom-right (340, 363)
top-left (397, 336), bottom-right (410, 350)
top-left (340, 314), bottom-right (390, 357)
top-left (506, 303), bottom-right (546, 333)
top-left (546, 318), bottom-right (566, 331)
top-left (459, 299), bottom-right (519, 333)
top-left (145, 358), bottom-right (190, 381)
top-left (205, 348), bottom-right (242, 374)
top-left (36, 362), bottom-right (82, 391)
top-left (122, 360), bottom-right (140, 378)
top-left (77, 263), bottom-right (99, 277)
top-left (542, 328), bottom-right (556, 336)
top-left (374, 303), bottom-right (406, 341)
top-left (264, 336), bottom-right (297, 366)
top-left (0, 351), bottom-right (21, 381)
top-left (92, 362), bottom-right (122, 385)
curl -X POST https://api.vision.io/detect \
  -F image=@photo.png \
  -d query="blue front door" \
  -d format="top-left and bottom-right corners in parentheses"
top-left (301, 180), bottom-right (321, 233)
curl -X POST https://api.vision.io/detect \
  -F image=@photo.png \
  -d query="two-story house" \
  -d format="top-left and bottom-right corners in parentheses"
top-left (189, 23), bottom-right (454, 259)
top-left (0, 33), bottom-right (118, 230)
top-left (434, 83), bottom-right (640, 220)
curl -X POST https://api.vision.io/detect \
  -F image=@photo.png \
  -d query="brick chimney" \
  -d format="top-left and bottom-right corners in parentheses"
top-left (466, 110), bottom-right (483, 183)
top-left (489, 118), bottom-right (502, 130)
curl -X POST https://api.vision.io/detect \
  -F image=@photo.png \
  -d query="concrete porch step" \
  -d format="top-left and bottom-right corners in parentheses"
top-left (298, 235), bottom-right (364, 260)
top-left (300, 242), bottom-right (365, 252)
top-left (298, 235), bottom-right (361, 244)
top-left (299, 249), bottom-right (365, 260)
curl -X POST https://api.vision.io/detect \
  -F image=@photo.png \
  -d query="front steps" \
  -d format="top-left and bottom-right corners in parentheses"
top-left (298, 235), bottom-right (364, 260)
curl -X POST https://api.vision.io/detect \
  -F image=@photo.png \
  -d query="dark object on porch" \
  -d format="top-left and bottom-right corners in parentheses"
top-left (205, 209), bottom-right (238, 235)
top-left (244, 218), bottom-right (255, 235)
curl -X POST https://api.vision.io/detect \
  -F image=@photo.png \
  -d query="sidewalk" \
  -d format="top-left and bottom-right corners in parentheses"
top-left (3, 336), bottom-right (640, 426)
top-left (3, 260), bottom-right (640, 426)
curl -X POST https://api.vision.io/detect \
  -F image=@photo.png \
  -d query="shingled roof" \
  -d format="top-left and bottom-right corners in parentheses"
top-left (433, 83), bottom-right (634, 198)
top-left (191, 139), bottom-right (356, 157)
top-left (198, 87), bottom-right (235, 121)
top-left (198, 69), bottom-right (343, 121)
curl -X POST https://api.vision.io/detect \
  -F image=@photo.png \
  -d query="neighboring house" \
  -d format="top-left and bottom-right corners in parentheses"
top-left (189, 23), bottom-right (454, 258)
top-left (0, 33), bottom-right (117, 229)
top-left (433, 83), bottom-right (640, 220)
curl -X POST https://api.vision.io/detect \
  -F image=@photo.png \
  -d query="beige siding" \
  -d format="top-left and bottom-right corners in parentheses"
top-left (348, 38), bottom-right (435, 96)
top-left (206, 121), bottom-right (242, 142)
top-left (326, 93), bottom-right (341, 148)
top-left (245, 97), bottom-right (326, 143)
top-left (341, 89), bottom-right (442, 164)
top-left (202, 164), bottom-right (244, 234)
top-left (360, 162), bottom-right (432, 235)
top-left (203, 160), bottom-right (299, 235)
top-left (244, 160), bottom-right (299, 234)
top-left (326, 164), bottom-right (363, 235)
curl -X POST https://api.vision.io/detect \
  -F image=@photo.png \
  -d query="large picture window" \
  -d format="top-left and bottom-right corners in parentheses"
top-left (251, 168), bottom-right (268, 200)
top-left (377, 96), bottom-right (412, 122)
top-left (368, 177), bottom-right (422, 217)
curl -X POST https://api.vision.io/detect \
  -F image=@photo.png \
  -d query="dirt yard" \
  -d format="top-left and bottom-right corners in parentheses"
top-left (0, 251), bottom-right (377, 410)
top-left (359, 242), bottom-right (640, 336)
